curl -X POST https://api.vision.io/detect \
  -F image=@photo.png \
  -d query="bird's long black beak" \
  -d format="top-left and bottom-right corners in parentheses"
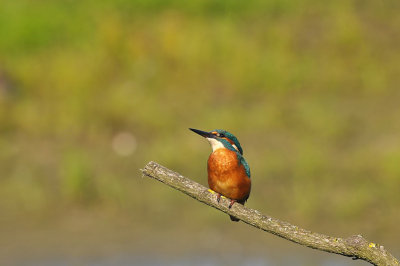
top-left (189, 128), bottom-right (215, 138)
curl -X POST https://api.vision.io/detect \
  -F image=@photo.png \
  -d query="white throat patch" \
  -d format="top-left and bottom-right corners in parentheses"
top-left (206, 138), bottom-right (225, 151)
top-left (206, 138), bottom-right (239, 153)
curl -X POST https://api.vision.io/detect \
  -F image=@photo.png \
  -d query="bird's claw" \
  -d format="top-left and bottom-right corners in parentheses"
top-left (214, 193), bottom-right (235, 209)
top-left (217, 193), bottom-right (221, 203)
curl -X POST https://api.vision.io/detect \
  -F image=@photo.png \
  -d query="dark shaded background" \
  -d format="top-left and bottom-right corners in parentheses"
top-left (1, 0), bottom-right (399, 265)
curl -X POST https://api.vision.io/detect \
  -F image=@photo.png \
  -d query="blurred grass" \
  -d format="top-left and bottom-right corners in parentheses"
top-left (0, 0), bottom-right (400, 242)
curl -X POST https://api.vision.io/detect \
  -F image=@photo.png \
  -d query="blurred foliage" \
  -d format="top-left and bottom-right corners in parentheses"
top-left (0, 0), bottom-right (400, 241)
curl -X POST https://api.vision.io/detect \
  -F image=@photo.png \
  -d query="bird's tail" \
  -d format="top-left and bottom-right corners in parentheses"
top-left (229, 215), bottom-right (240, 222)
top-left (229, 200), bottom-right (246, 222)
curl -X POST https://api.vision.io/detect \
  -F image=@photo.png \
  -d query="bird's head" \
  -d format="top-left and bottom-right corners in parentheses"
top-left (189, 128), bottom-right (243, 155)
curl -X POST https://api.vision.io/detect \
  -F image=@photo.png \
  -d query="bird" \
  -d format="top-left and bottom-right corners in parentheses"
top-left (189, 128), bottom-right (251, 222)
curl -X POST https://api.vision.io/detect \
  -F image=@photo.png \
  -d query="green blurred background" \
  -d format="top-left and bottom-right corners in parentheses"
top-left (1, 0), bottom-right (399, 264)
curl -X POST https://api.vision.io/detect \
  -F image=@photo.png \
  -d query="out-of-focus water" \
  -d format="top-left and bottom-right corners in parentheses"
top-left (5, 250), bottom-right (376, 266)
top-left (1, 219), bottom-right (397, 266)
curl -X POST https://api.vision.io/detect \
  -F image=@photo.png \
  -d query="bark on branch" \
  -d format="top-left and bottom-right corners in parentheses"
top-left (141, 161), bottom-right (399, 266)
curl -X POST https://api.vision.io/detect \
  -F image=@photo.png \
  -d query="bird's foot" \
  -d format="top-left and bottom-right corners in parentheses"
top-left (228, 199), bottom-right (237, 209)
top-left (208, 189), bottom-right (223, 204)
top-left (216, 193), bottom-right (222, 203)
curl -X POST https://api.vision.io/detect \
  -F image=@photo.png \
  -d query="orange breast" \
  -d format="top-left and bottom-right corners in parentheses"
top-left (207, 148), bottom-right (251, 202)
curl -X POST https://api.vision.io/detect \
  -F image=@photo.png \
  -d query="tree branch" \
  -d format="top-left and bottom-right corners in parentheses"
top-left (141, 161), bottom-right (399, 266)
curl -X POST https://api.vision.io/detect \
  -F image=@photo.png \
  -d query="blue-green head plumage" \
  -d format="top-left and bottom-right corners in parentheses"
top-left (213, 129), bottom-right (243, 155)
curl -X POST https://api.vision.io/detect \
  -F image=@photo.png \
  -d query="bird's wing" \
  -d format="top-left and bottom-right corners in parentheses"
top-left (238, 153), bottom-right (251, 178)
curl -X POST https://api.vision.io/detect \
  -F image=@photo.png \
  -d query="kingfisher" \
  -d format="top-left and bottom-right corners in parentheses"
top-left (189, 128), bottom-right (251, 222)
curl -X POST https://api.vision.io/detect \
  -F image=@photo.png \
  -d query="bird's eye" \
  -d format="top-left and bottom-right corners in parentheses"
top-left (219, 133), bottom-right (225, 138)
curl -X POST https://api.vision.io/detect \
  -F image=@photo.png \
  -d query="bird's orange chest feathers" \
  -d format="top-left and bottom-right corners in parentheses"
top-left (207, 148), bottom-right (251, 202)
